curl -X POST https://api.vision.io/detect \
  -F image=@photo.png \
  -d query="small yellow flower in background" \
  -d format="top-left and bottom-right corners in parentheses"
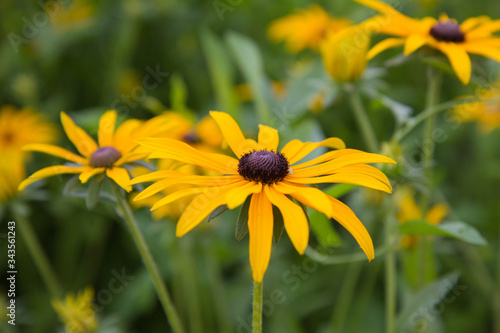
top-left (132, 111), bottom-right (395, 282)
top-left (0, 105), bottom-right (56, 157)
top-left (0, 153), bottom-right (25, 202)
top-left (453, 83), bottom-right (500, 133)
top-left (397, 191), bottom-right (448, 248)
top-left (355, 0), bottom-right (500, 84)
top-left (235, 81), bottom-right (286, 103)
top-left (0, 105), bottom-right (56, 201)
top-left (268, 5), bottom-right (352, 53)
top-left (19, 110), bottom-right (179, 192)
top-left (52, 287), bottom-right (97, 333)
top-left (321, 27), bottom-right (370, 82)
top-left (50, 0), bottom-right (95, 31)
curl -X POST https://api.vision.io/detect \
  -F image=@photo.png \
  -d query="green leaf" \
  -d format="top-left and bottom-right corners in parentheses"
top-left (399, 220), bottom-right (487, 246)
top-left (226, 31), bottom-right (272, 124)
top-left (86, 175), bottom-right (103, 210)
top-left (272, 205), bottom-right (284, 243)
top-left (169, 73), bottom-right (192, 117)
top-left (199, 29), bottom-right (240, 120)
top-left (235, 197), bottom-right (250, 241)
top-left (207, 205), bottom-right (228, 223)
top-left (62, 175), bottom-right (81, 197)
top-left (396, 272), bottom-right (462, 332)
top-left (309, 211), bottom-right (342, 248)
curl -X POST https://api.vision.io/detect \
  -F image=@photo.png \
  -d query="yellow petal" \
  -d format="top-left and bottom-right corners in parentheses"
top-left (248, 192), bottom-right (274, 282)
top-left (60, 112), bottom-right (98, 158)
top-left (258, 125), bottom-right (279, 151)
top-left (292, 149), bottom-right (358, 170)
top-left (151, 187), bottom-right (206, 211)
top-left (274, 181), bottom-right (333, 218)
top-left (23, 144), bottom-right (88, 165)
top-left (106, 167), bottom-right (132, 192)
top-left (112, 119), bottom-right (142, 153)
top-left (460, 16), bottom-right (491, 32)
top-left (404, 34), bottom-right (428, 55)
top-left (176, 183), bottom-right (241, 237)
top-left (209, 111), bottom-right (247, 157)
top-left (225, 181), bottom-right (262, 209)
top-left (437, 43), bottom-right (471, 84)
top-left (367, 38), bottom-right (406, 59)
top-left (98, 110), bottom-right (117, 147)
top-left (462, 43), bottom-right (500, 63)
top-left (289, 172), bottom-right (392, 193)
top-left (293, 151), bottom-right (396, 177)
top-left (425, 203), bottom-right (449, 225)
top-left (134, 174), bottom-right (242, 201)
top-left (280, 137), bottom-right (345, 165)
top-left (466, 19), bottom-right (500, 39)
top-left (18, 165), bottom-right (90, 191)
top-left (137, 138), bottom-right (239, 174)
top-left (130, 170), bottom-right (187, 184)
top-left (264, 185), bottom-right (309, 254)
top-left (328, 196), bottom-right (374, 260)
top-left (79, 167), bottom-right (105, 183)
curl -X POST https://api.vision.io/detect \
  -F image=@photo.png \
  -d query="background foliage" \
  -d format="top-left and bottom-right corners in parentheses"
top-left (1, 0), bottom-right (499, 332)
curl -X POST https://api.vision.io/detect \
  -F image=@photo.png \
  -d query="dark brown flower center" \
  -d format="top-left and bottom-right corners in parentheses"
top-left (2, 132), bottom-right (14, 144)
top-left (89, 146), bottom-right (122, 168)
top-left (430, 21), bottom-right (465, 43)
top-left (238, 150), bottom-right (289, 184)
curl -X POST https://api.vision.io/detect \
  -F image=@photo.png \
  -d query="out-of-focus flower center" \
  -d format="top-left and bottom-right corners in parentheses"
top-left (1, 132), bottom-right (14, 144)
top-left (89, 146), bottom-right (121, 168)
top-left (430, 21), bottom-right (465, 43)
top-left (182, 131), bottom-right (199, 144)
top-left (238, 150), bottom-right (290, 184)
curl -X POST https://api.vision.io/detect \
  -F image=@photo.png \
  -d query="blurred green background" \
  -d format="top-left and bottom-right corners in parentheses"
top-left (1, 0), bottom-right (500, 332)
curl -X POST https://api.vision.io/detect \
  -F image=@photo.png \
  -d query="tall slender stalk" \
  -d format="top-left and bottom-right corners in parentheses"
top-left (252, 280), bottom-right (263, 333)
top-left (385, 197), bottom-right (397, 333)
top-left (110, 183), bottom-right (184, 333)
top-left (13, 205), bottom-right (63, 300)
top-left (348, 85), bottom-right (380, 153)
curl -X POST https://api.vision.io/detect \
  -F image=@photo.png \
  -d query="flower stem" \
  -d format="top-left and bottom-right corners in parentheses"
top-left (385, 199), bottom-right (396, 333)
top-left (252, 280), bottom-right (263, 333)
top-left (110, 183), bottom-right (184, 333)
top-left (13, 205), bottom-right (63, 299)
top-left (420, 68), bottom-right (443, 211)
top-left (348, 85), bottom-right (379, 153)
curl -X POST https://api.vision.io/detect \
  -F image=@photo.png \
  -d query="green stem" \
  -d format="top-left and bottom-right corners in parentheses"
top-left (14, 208), bottom-right (63, 299)
top-left (385, 202), bottom-right (396, 333)
top-left (495, 225), bottom-right (500, 333)
top-left (111, 183), bottom-right (184, 333)
top-left (348, 85), bottom-right (379, 153)
top-left (252, 280), bottom-right (263, 333)
top-left (420, 68), bottom-right (443, 211)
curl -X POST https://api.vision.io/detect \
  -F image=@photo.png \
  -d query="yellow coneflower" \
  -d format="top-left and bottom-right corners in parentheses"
top-left (397, 191), bottom-right (448, 248)
top-left (19, 110), bottom-right (178, 192)
top-left (52, 287), bottom-right (97, 333)
top-left (452, 82), bottom-right (500, 133)
top-left (268, 5), bottom-right (353, 52)
top-left (356, 0), bottom-right (500, 84)
top-left (50, 0), bottom-right (95, 31)
top-left (320, 26), bottom-right (371, 82)
top-left (132, 111), bottom-right (395, 282)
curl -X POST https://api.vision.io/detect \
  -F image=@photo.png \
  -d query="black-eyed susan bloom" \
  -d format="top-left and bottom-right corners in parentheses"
top-left (268, 4), bottom-right (352, 53)
top-left (356, 0), bottom-right (500, 84)
top-left (19, 110), bottom-right (177, 192)
top-left (132, 111), bottom-right (396, 282)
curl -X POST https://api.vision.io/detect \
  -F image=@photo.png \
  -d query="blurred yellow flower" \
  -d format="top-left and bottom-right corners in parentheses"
top-left (453, 83), bottom-right (500, 133)
top-left (0, 105), bottom-right (56, 156)
top-left (50, 0), bottom-right (95, 31)
top-left (397, 191), bottom-right (448, 248)
top-left (19, 110), bottom-right (178, 192)
top-left (268, 5), bottom-right (352, 52)
top-left (235, 81), bottom-right (286, 103)
top-left (0, 153), bottom-right (25, 202)
top-left (356, 0), bottom-right (500, 84)
top-left (52, 287), bottom-right (97, 333)
top-left (321, 27), bottom-right (370, 82)
top-left (132, 111), bottom-right (395, 282)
